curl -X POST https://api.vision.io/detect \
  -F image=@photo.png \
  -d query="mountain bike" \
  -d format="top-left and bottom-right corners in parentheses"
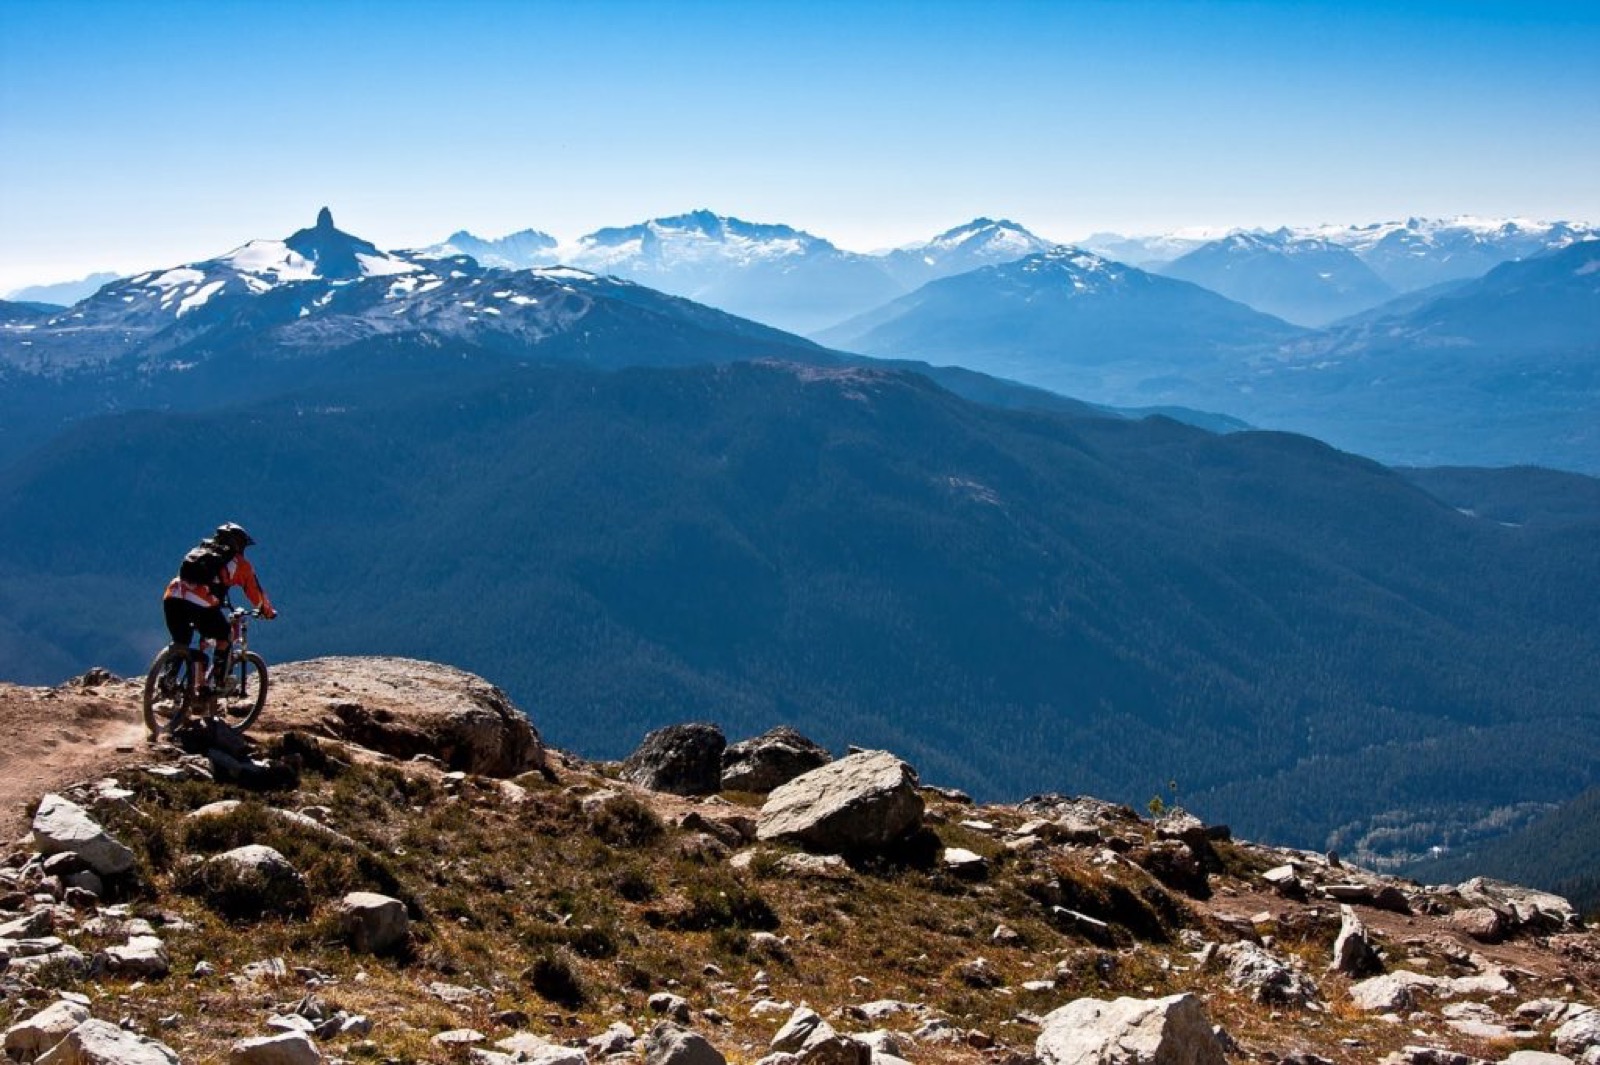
top-left (142, 607), bottom-right (271, 740)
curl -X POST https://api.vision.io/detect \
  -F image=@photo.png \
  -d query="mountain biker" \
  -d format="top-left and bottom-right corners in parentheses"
top-left (161, 522), bottom-right (276, 697)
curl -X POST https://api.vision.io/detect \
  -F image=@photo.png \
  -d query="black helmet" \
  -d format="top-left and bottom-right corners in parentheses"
top-left (214, 522), bottom-right (256, 550)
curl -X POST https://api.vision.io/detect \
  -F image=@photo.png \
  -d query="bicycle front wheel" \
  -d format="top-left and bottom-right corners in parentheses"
top-left (216, 652), bottom-right (268, 731)
top-left (142, 645), bottom-right (192, 740)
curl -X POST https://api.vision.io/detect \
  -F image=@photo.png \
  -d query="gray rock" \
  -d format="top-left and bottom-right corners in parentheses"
top-left (942, 848), bottom-right (987, 878)
top-left (106, 935), bottom-right (170, 978)
top-left (1556, 1010), bottom-right (1600, 1058)
top-left (1501, 1052), bottom-right (1578, 1065)
top-left (650, 993), bottom-right (693, 1023)
top-left (1349, 971), bottom-right (1442, 1013)
top-left (723, 727), bottom-right (833, 793)
top-left (4, 1000), bottom-right (92, 1060)
top-left (757, 752), bottom-right (924, 852)
top-left (797, 1036), bottom-right (870, 1065)
top-left (229, 1030), bottom-right (322, 1065)
top-left (1218, 941), bottom-right (1320, 1007)
top-left (336, 891), bottom-right (409, 954)
top-left (644, 1022), bottom-right (726, 1065)
top-left (1450, 907), bottom-right (1507, 944)
top-left (775, 853), bottom-right (853, 880)
top-left (37, 1020), bottom-right (181, 1065)
top-left (434, 1030), bottom-right (487, 1047)
top-left (623, 723), bottom-right (727, 796)
top-left (31, 795), bottom-right (135, 877)
top-left (1330, 904), bottom-right (1383, 976)
top-left (1457, 877), bottom-right (1579, 933)
top-left (1036, 993), bottom-right (1226, 1065)
top-left (194, 846), bottom-right (311, 918)
top-left (588, 1024), bottom-right (637, 1057)
top-left (772, 1007), bottom-right (827, 1052)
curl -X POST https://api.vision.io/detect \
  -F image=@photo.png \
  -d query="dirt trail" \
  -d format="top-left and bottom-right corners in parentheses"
top-left (0, 677), bottom-right (150, 835)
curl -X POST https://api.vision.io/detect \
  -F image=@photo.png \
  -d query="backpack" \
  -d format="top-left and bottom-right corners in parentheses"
top-left (178, 540), bottom-right (233, 587)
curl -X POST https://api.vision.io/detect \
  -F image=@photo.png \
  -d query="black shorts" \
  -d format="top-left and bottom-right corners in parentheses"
top-left (163, 598), bottom-right (229, 647)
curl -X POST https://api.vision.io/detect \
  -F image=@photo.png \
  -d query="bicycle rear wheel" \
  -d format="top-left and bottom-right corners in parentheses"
top-left (142, 645), bottom-right (193, 740)
top-left (216, 652), bottom-right (268, 732)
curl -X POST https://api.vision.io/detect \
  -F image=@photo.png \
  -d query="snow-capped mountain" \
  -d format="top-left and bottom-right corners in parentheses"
top-left (1157, 230), bottom-right (1397, 327)
top-left (815, 245), bottom-right (1306, 400)
top-left (413, 228), bottom-right (559, 270)
top-left (1308, 216), bottom-right (1598, 292)
top-left (1087, 217), bottom-right (1595, 295)
top-left (0, 209), bottom-right (833, 460)
top-left (553, 210), bottom-right (902, 335)
top-left (879, 218), bottom-right (1056, 288)
top-left (414, 213), bottom-right (1058, 335)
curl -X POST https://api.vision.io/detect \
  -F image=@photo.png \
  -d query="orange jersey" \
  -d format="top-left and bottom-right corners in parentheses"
top-left (221, 554), bottom-right (272, 612)
top-left (163, 577), bottom-right (220, 608)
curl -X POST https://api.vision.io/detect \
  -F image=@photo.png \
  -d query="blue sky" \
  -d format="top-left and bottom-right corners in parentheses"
top-left (2, 0), bottom-right (1598, 291)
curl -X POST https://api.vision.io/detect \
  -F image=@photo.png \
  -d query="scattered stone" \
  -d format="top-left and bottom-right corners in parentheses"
top-left (775, 853), bottom-right (854, 880)
top-left (797, 1034), bottom-right (870, 1065)
top-left (957, 957), bottom-right (1002, 988)
top-left (229, 1030), bottom-right (322, 1065)
top-left (723, 727), bottom-right (832, 793)
top-left (623, 723), bottom-right (727, 796)
top-left (37, 1019), bottom-right (181, 1065)
top-left (1503, 1052), bottom-right (1580, 1065)
top-left (1349, 972), bottom-right (1442, 1013)
top-left (267, 1015), bottom-right (317, 1034)
top-left (650, 993), bottom-right (693, 1023)
top-left (1331, 904), bottom-right (1384, 977)
top-left (31, 795), bottom-right (135, 877)
top-left (588, 1023), bottom-right (637, 1057)
top-left (772, 1007), bottom-right (827, 1052)
top-left (1555, 1010), bottom-right (1600, 1058)
top-left (993, 923), bottom-right (1023, 946)
top-left (242, 957), bottom-right (289, 981)
top-left (942, 848), bottom-right (987, 878)
top-left (1218, 941), bottom-right (1320, 1007)
top-left (644, 1021), bottom-right (726, 1065)
top-left (4, 999), bottom-right (92, 1060)
top-left (434, 1029), bottom-right (487, 1047)
top-left (429, 981), bottom-right (481, 1005)
top-left (756, 752), bottom-right (924, 852)
top-left (336, 891), bottom-right (409, 954)
top-left (853, 1001), bottom-right (917, 1022)
top-left (106, 935), bottom-right (170, 978)
top-left (1450, 907), bottom-right (1507, 944)
top-left (1036, 993), bottom-right (1226, 1065)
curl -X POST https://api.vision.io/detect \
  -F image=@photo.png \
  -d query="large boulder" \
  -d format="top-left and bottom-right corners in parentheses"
top-left (5, 1000), bottom-right (92, 1060)
top-left (188, 846), bottom-right (311, 919)
top-left (757, 751), bottom-right (924, 852)
top-left (723, 727), bottom-right (832, 793)
top-left (623, 723), bottom-right (727, 796)
top-left (1036, 993), bottom-right (1227, 1065)
top-left (336, 891), bottom-right (409, 954)
top-left (31, 795), bottom-right (135, 877)
top-left (276, 657), bottom-right (546, 778)
top-left (36, 1020), bottom-right (180, 1065)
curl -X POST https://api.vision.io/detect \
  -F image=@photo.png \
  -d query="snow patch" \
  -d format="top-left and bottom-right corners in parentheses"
top-left (176, 279), bottom-right (226, 316)
top-left (356, 252), bottom-right (421, 277)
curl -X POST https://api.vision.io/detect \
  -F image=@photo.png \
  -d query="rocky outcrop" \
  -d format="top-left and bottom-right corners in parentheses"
top-left (623, 723), bottom-right (727, 796)
top-left (279, 657), bottom-right (545, 778)
top-left (1218, 941), bottom-right (1320, 1007)
top-left (756, 751), bottom-right (924, 852)
top-left (1036, 993), bottom-right (1227, 1065)
top-left (722, 727), bottom-right (832, 793)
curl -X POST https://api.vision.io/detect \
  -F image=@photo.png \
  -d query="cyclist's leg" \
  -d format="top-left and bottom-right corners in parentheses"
top-left (196, 607), bottom-right (231, 692)
top-left (161, 598), bottom-right (199, 687)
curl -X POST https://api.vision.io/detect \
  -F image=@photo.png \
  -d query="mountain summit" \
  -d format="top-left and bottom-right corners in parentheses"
top-left (282, 207), bottom-right (386, 279)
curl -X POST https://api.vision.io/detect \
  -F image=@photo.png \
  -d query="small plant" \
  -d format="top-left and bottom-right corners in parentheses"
top-left (523, 947), bottom-right (587, 1008)
top-left (588, 794), bottom-right (665, 847)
